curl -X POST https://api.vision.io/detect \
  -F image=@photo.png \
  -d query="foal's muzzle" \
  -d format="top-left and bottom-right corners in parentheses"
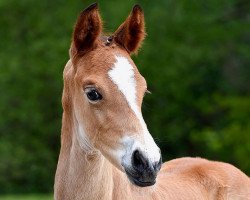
top-left (125, 150), bottom-right (162, 187)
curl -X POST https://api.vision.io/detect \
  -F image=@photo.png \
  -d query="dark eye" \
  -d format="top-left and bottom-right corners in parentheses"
top-left (85, 88), bottom-right (102, 102)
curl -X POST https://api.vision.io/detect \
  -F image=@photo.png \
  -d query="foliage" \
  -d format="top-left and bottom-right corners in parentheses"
top-left (0, 0), bottom-right (249, 193)
top-left (0, 194), bottom-right (52, 200)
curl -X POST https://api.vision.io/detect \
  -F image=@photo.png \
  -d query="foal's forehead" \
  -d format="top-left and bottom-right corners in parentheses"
top-left (77, 45), bottom-right (147, 90)
top-left (81, 47), bottom-right (137, 74)
top-left (92, 46), bottom-right (134, 71)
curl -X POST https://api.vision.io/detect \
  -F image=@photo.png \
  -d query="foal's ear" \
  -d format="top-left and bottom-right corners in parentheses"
top-left (71, 3), bottom-right (102, 56)
top-left (113, 5), bottom-right (145, 54)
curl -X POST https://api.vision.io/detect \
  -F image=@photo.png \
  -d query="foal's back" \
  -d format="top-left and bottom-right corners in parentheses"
top-left (152, 157), bottom-right (250, 199)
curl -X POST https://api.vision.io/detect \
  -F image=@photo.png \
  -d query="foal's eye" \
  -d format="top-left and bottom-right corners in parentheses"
top-left (85, 88), bottom-right (103, 102)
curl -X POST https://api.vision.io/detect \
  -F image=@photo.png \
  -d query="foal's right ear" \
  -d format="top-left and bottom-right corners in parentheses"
top-left (71, 3), bottom-right (102, 57)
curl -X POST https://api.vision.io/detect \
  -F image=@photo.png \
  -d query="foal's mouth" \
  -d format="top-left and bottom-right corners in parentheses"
top-left (125, 168), bottom-right (156, 187)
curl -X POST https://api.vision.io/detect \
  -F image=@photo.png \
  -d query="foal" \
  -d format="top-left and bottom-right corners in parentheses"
top-left (54, 3), bottom-right (250, 200)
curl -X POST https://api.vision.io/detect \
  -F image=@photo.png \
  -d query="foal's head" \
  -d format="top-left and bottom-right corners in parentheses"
top-left (67, 3), bottom-right (162, 187)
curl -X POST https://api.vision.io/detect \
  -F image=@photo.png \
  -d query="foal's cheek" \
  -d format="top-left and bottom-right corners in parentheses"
top-left (93, 109), bottom-right (104, 123)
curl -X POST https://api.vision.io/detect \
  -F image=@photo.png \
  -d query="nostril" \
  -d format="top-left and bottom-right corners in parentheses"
top-left (132, 150), bottom-right (147, 172)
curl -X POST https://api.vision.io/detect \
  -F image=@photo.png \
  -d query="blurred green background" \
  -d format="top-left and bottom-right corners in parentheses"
top-left (0, 0), bottom-right (249, 198)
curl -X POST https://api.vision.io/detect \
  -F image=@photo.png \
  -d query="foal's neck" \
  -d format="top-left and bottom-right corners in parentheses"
top-left (54, 111), bottom-right (114, 200)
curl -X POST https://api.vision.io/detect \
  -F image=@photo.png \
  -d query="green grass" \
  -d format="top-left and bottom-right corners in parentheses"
top-left (0, 194), bottom-right (52, 200)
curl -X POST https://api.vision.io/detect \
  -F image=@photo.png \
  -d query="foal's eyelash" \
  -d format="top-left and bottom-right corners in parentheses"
top-left (145, 89), bottom-right (151, 95)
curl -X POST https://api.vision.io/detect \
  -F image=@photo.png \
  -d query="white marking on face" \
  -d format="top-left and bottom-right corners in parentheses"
top-left (108, 56), bottom-right (160, 166)
top-left (108, 56), bottom-right (137, 114)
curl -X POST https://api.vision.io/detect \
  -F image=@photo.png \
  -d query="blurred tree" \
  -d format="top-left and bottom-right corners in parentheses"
top-left (0, 0), bottom-right (249, 194)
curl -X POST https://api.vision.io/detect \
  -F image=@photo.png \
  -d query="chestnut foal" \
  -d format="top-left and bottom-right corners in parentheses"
top-left (54, 3), bottom-right (250, 200)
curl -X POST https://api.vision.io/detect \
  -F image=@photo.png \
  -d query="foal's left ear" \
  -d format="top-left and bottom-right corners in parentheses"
top-left (113, 5), bottom-right (145, 54)
top-left (71, 3), bottom-right (102, 57)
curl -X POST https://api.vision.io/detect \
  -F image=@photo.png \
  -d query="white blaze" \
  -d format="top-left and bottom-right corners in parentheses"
top-left (108, 56), bottom-right (160, 164)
